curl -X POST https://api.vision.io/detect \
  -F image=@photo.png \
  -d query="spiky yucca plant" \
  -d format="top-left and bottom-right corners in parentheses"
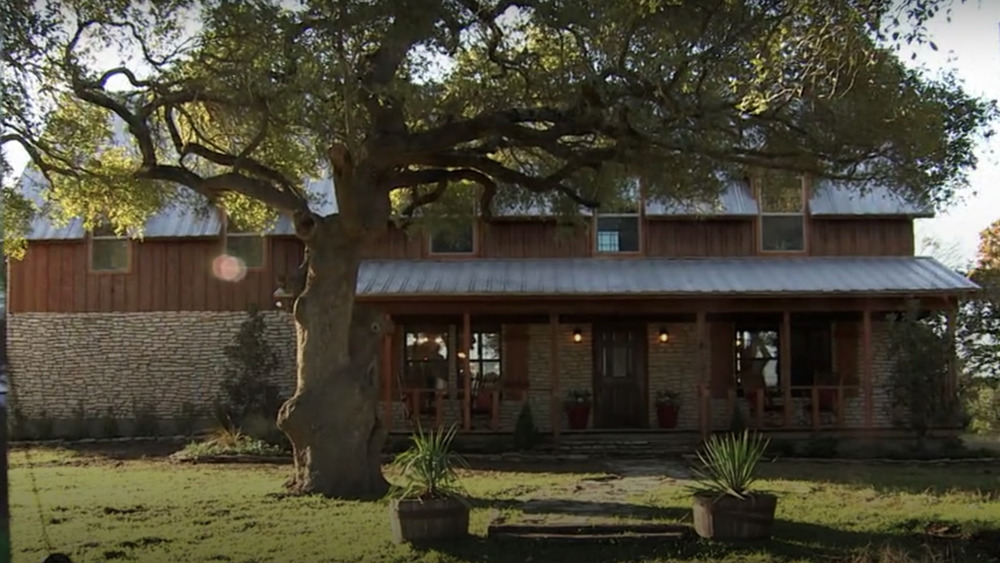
top-left (390, 424), bottom-right (468, 501)
top-left (691, 429), bottom-right (770, 500)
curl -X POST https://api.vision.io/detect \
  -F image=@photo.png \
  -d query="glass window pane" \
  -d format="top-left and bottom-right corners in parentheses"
top-left (478, 332), bottom-right (501, 360)
top-left (596, 216), bottom-right (640, 253)
top-left (480, 361), bottom-right (501, 382)
top-left (431, 223), bottom-right (474, 253)
top-left (761, 215), bottom-right (804, 252)
top-left (226, 235), bottom-right (266, 268)
top-left (91, 240), bottom-right (129, 272)
top-left (405, 329), bottom-right (450, 360)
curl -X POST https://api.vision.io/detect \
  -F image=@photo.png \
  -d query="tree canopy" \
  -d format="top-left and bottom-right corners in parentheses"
top-left (2, 0), bottom-right (994, 250)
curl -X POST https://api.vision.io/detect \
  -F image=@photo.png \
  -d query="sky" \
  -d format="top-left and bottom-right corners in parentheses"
top-left (909, 1), bottom-right (1000, 265)
top-left (2, 2), bottom-right (999, 265)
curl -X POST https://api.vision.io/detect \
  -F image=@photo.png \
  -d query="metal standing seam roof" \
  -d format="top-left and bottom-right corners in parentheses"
top-left (355, 256), bottom-right (978, 297)
top-left (809, 180), bottom-right (934, 217)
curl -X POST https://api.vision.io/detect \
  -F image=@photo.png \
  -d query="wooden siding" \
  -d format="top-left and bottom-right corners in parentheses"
top-left (809, 219), bottom-right (914, 256)
top-left (646, 220), bottom-right (756, 257)
top-left (7, 217), bottom-right (917, 313)
top-left (7, 238), bottom-right (304, 314)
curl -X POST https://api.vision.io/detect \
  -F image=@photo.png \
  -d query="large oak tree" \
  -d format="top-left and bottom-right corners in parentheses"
top-left (2, 0), bottom-right (994, 498)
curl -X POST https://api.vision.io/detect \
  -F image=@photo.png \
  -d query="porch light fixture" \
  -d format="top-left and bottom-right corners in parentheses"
top-left (658, 327), bottom-right (670, 343)
top-left (272, 285), bottom-right (294, 310)
top-left (572, 328), bottom-right (583, 343)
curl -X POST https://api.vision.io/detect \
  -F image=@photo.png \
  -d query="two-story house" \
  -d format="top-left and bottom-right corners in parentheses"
top-left (4, 167), bottom-right (977, 443)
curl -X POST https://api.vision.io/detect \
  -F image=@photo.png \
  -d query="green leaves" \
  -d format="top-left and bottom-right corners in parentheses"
top-left (389, 424), bottom-right (468, 501)
top-left (691, 430), bottom-right (770, 500)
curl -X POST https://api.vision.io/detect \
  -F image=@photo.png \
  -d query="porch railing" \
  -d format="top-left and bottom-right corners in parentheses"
top-left (696, 383), bottom-right (863, 437)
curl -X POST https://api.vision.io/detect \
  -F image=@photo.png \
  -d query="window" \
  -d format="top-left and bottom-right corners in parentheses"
top-left (429, 223), bottom-right (475, 254)
top-left (595, 179), bottom-right (641, 253)
top-left (758, 172), bottom-right (806, 252)
top-left (403, 326), bottom-right (451, 391)
top-left (458, 328), bottom-right (502, 394)
top-left (735, 321), bottom-right (833, 396)
top-left (735, 327), bottom-right (780, 390)
top-left (89, 224), bottom-right (130, 273)
top-left (224, 219), bottom-right (266, 269)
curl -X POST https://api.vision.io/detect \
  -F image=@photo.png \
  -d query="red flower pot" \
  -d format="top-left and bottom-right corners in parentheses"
top-left (656, 403), bottom-right (679, 429)
top-left (565, 403), bottom-right (591, 430)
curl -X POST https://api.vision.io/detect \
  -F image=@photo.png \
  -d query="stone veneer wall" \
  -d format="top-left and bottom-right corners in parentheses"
top-left (8, 312), bottom-right (903, 436)
top-left (6, 312), bottom-right (296, 427)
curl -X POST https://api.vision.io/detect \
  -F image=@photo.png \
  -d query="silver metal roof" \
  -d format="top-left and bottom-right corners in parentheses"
top-left (644, 180), bottom-right (758, 216)
top-left (356, 256), bottom-right (976, 297)
top-left (809, 180), bottom-right (934, 217)
top-left (17, 167), bottom-right (336, 240)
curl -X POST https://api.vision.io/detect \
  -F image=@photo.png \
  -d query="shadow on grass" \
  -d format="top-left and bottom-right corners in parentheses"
top-left (413, 518), bottom-right (994, 563)
top-left (758, 460), bottom-right (1000, 498)
top-left (14, 440), bottom-right (185, 462)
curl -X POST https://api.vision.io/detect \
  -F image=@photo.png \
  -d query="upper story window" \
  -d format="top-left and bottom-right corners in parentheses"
top-left (89, 224), bottom-right (131, 273)
top-left (595, 179), bottom-right (641, 254)
top-left (224, 217), bottom-right (267, 269)
top-left (758, 172), bottom-right (807, 252)
top-left (429, 222), bottom-right (476, 255)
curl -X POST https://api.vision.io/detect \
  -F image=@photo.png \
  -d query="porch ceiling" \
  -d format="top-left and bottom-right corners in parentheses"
top-left (355, 256), bottom-right (978, 298)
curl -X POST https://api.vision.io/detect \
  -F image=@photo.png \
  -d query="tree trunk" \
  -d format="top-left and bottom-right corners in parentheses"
top-left (276, 216), bottom-right (390, 499)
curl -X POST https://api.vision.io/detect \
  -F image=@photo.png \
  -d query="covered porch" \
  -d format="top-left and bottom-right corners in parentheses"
top-left (359, 257), bottom-right (977, 442)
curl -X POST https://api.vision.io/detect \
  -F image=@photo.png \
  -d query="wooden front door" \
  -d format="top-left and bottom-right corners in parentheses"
top-left (592, 324), bottom-right (647, 428)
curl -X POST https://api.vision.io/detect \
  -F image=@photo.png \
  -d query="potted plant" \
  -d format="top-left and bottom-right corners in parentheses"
top-left (387, 424), bottom-right (469, 543)
top-left (655, 390), bottom-right (681, 429)
top-left (690, 430), bottom-right (777, 541)
top-left (564, 389), bottom-right (592, 430)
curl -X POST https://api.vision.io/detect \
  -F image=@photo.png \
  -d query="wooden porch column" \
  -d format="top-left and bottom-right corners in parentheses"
top-left (550, 313), bottom-right (561, 446)
top-left (862, 305), bottom-right (874, 428)
top-left (781, 311), bottom-right (791, 427)
top-left (462, 311), bottom-right (472, 431)
top-left (381, 329), bottom-right (393, 434)
top-left (696, 311), bottom-right (708, 439)
top-left (945, 302), bottom-right (958, 398)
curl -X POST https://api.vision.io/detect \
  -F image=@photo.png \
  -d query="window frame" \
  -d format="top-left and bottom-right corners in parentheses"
top-left (734, 321), bottom-right (834, 398)
top-left (222, 216), bottom-right (268, 271)
top-left (594, 213), bottom-right (642, 255)
top-left (87, 225), bottom-right (132, 274)
top-left (756, 173), bottom-right (808, 254)
top-left (457, 326), bottom-right (503, 396)
top-left (427, 220), bottom-right (478, 256)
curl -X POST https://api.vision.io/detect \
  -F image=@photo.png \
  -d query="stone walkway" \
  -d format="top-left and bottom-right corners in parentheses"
top-left (506, 458), bottom-right (693, 526)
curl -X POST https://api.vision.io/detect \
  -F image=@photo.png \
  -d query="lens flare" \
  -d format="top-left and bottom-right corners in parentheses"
top-left (212, 254), bottom-right (247, 282)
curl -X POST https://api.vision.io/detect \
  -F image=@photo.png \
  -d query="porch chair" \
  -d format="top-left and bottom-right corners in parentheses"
top-left (802, 371), bottom-right (842, 427)
top-left (741, 369), bottom-right (784, 427)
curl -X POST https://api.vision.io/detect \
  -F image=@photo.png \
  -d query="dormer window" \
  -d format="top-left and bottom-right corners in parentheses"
top-left (89, 223), bottom-right (131, 273)
top-left (429, 222), bottom-right (476, 255)
top-left (223, 217), bottom-right (267, 269)
top-left (595, 179), bottom-right (642, 254)
top-left (758, 172), bottom-right (807, 253)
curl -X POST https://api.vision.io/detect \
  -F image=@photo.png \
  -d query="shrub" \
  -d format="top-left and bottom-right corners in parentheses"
top-left (33, 410), bottom-right (54, 441)
top-left (132, 400), bottom-right (159, 437)
top-left (215, 307), bottom-right (285, 442)
top-left (173, 402), bottom-right (201, 436)
top-left (513, 402), bottom-right (538, 450)
top-left (99, 407), bottom-right (120, 439)
top-left (389, 424), bottom-right (467, 501)
top-left (691, 430), bottom-right (770, 499)
top-left (174, 426), bottom-right (285, 459)
top-left (68, 400), bottom-right (88, 440)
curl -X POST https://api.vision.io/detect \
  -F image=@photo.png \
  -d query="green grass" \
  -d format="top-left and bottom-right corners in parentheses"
top-left (9, 445), bottom-right (1000, 563)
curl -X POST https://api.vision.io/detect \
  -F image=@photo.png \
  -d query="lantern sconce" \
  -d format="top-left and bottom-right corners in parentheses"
top-left (658, 327), bottom-right (670, 344)
top-left (572, 328), bottom-right (583, 343)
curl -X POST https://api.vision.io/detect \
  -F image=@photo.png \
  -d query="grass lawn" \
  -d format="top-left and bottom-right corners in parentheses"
top-left (9, 444), bottom-right (1000, 563)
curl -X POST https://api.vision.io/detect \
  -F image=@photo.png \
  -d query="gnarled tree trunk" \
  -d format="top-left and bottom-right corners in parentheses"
top-left (276, 214), bottom-right (390, 499)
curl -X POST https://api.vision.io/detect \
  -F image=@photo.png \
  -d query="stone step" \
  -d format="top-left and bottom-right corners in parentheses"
top-left (487, 521), bottom-right (691, 542)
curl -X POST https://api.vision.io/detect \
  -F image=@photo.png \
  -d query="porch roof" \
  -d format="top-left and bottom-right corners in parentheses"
top-left (356, 256), bottom-right (978, 298)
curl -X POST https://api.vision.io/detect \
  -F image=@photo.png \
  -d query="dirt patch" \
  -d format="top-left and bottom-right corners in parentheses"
top-left (915, 520), bottom-right (1000, 560)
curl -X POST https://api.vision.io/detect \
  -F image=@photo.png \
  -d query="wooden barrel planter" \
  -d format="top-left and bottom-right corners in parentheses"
top-left (388, 497), bottom-right (469, 543)
top-left (692, 493), bottom-right (777, 541)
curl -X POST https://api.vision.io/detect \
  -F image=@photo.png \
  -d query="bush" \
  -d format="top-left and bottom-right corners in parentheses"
top-left (33, 410), bottom-right (54, 441)
top-left (513, 402), bottom-right (538, 450)
top-left (132, 400), bottom-right (160, 437)
top-left (215, 307), bottom-right (285, 444)
top-left (174, 426), bottom-right (286, 460)
top-left (99, 407), bottom-right (120, 438)
top-left (173, 402), bottom-right (202, 436)
top-left (68, 400), bottom-right (88, 440)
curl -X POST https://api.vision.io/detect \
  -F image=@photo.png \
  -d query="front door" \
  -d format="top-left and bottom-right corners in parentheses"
top-left (592, 324), bottom-right (647, 428)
